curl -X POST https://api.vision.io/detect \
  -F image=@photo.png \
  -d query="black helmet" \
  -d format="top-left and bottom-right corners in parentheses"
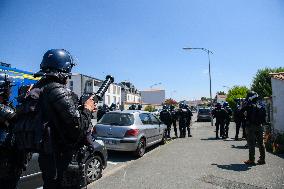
top-left (223, 102), bottom-right (229, 108)
top-left (179, 103), bottom-right (184, 109)
top-left (246, 91), bottom-right (258, 103)
top-left (216, 102), bottom-right (222, 109)
top-left (137, 104), bottom-right (142, 110)
top-left (170, 105), bottom-right (175, 111)
top-left (162, 105), bottom-right (168, 110)
top-left (39, 49), bottom-right (75, 74)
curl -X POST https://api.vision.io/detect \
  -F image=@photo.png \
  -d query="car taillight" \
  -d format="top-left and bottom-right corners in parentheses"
top-left (124, 129), bottom-right (139, 137)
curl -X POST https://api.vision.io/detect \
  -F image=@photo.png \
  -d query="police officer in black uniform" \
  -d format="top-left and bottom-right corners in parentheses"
top-left (212, 103), bottom-right (228, 139)
top-left (223, 102), bottom-right (232, 138)
top-left (185, 105), bottom-right (193, 137)
top-left (109, 103), bottom-right (117, 111)
top-left (128, 104), bottom-right (136, 110)
top-left (33, 49), bottom-right (96, 189)
top-left (170, 105), bottom-right (178, 138)
top-left (242, 91), bottom-right (266, 165)
top-left (0, 74), bottom-right (25, 189)
top-left (159, 105), bottom-right (172, 138)
top-left (234, 99), bottom-right (246, 140)
top-left (97, 104), bottom-right (109, 122)
top-left (177, 103), bottom-right (189, 138)
top-left (137, 104), bottom-right (142, 110)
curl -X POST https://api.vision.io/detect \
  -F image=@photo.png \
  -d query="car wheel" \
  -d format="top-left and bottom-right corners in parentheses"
top-left (85, 155), bottom-right (103, 184)
top-left (134, 138), bottom-right (146, 158)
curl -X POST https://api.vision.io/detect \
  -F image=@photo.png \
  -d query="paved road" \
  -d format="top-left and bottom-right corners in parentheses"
top-left (89, 117), bottom-right (284, 189)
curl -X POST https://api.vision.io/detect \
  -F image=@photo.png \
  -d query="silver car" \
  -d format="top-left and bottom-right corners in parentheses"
top-left (93, 110), bottom-right (167, 157)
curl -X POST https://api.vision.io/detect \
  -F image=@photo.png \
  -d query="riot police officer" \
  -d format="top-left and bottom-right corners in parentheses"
top-left (129, 104), bottom-right (136, 110)
top-left (212, 103), bottom-right (228, 139)
top-left (33, 49), bottom-right (96, 188)
top-left (109, 103), bottom-right (117, 111)
top-left (223, 102), bottom-right (232, 138)
top-left (137, 104), bottom-right (143, 110)
top-left (170, 105), bottom-right (178, 137)
top-left (234, 99), bottom-right (246, 140)
top-left (159, 105), bottom-right (172, 138)
top-left (97, 104), bottom-right (109, 122)
top-left (184, 105), bottom-right (193, 137)
top-left (177, 103), bottom-right (189, 138)
top-left (242, 91), bottom-right (266, 165)
top-left (0, 74), bottom-right (25, 189)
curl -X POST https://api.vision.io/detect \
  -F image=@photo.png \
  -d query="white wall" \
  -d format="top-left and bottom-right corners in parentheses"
top-left (104, 83), bottom-right (122, 107)
top-left (272, 78), bottom-right (284, 133)
top-left (68, 74), bottom-right (82, 96)
top-left (141, 90), bottom-right (165, 105)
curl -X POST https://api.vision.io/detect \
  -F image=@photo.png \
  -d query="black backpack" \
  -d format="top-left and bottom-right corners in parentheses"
top-left (13, 87), bottom-right (46, 152)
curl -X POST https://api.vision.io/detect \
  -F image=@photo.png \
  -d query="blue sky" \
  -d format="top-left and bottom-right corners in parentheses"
top-left (0, 0), bottom-right (283, 101)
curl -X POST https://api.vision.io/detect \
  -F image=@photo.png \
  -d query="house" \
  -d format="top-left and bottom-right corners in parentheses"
top-left (120, 81), bottom-right (141, 109)
top-left (68, 74), bottom-right (121, 107)
top-left (215, 94), bottom-right (227, 105)
top-left (270, 72), bottom-right (284, 134)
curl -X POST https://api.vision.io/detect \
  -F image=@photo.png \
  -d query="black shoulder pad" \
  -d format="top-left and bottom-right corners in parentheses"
top-left (0, 104), bottom-right (16, 123)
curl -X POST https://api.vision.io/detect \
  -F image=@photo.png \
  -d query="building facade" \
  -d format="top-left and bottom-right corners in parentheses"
top-left (120, 81), bottom-right (141, 109)
top-left (68, 74), bottom-right (121, 107)
top-left (140, 89), bottom-right (165, 105)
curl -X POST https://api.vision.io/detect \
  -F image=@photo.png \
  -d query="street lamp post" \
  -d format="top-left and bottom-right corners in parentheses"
top-left (150, 82), bottom-right (162, 89)
top-left (183, 47), bottom-right (214, 126)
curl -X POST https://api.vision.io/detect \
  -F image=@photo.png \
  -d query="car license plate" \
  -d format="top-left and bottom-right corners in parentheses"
top-left (104, 140), bottom-right (117, 145)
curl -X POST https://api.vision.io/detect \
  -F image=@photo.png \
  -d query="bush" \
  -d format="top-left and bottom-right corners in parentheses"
top-left (144, 105), bottom-right (155, 112)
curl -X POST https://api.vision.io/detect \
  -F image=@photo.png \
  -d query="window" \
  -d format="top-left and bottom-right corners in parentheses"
top-left (99, 113), bottom-right (134, 126)
top-left (107, 95), bottom-right (110, 105)
top-left (113, 85), bottom-right (116, 94)
top-left (108, 85), bottom-right (111, 93)
top-left (117, 87), bottom-right (120, 95)
top-left (149, 114), bottom-right (160, 124)
top-left (139, 113), bottom-right (151, 125)
top-left (113, 96), bottom-right (117, 104)
top-left (127, 95), bottom-right (130, 101)
top-left (118, 97), bottom-right (120, 104)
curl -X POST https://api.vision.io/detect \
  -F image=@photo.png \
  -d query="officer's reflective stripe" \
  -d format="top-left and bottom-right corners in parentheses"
top-left (20, 171), bottom-right (42, 181)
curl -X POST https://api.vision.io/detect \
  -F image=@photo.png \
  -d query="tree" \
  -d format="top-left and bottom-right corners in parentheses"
top-left (251, 67), bottom-right (284, 98)
top-left (164, 98), bottom-right (178, 105)
top-left (226, 86), bottom-right (249, 110)
top-left (144, 105), bottom-right (155, 112)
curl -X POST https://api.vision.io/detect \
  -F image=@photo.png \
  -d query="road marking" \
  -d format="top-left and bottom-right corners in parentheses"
top-left (36, 187), bottom-right (43, 189)
top-left (107, 161), bottom-right (118, 165)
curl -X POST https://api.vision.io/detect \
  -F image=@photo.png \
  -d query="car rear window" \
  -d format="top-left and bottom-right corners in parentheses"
top-left (198, 109), bottom-right (210, 114)
top-left (98, 113), bottom-right (134, 126)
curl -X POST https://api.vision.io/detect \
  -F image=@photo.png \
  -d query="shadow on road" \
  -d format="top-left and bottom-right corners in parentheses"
top-left (211, 163), bottom-right (252, 171)
top-left (200, 137), bottom-right (219, 141)
top-left (107, 139), bottom-right (175, 163)
top-left (231, 144), bottom-right (248, 150)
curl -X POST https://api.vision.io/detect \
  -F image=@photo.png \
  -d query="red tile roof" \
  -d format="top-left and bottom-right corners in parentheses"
top-left (270, 72), bottom-right (284, 81)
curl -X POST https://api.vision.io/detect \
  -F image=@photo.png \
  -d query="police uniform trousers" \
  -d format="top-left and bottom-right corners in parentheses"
top-left (246, 124), bottom-right (265, 162)
top-left (39, 150), bottom-right (73, 189)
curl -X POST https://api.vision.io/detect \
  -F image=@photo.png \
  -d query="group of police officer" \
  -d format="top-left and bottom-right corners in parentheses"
top-left (0, 49), bottom-right (268, 189)
top-left (212, 92), bottom-right (266, 165)
top-left (159, 103), bottom-right (193, 138)
top-left (0, 49), bottom-right (97, 189)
